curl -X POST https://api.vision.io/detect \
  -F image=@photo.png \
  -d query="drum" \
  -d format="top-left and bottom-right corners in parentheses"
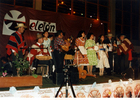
top-left (36, 56), bottom-right (52, 60)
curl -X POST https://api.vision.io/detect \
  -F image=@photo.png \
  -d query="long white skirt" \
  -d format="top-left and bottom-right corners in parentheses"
top-left (96, 50), bottom-right (110, 69)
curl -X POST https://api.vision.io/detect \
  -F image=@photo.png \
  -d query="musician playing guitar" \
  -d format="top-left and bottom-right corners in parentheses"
top-left (54, 30), bottom-right (69, 73)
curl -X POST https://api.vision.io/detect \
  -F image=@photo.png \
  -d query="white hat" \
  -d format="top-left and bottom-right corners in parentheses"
top-left (15, 23), bottom-right (27, 28)
top-left (107, 33), bottom-right (113, 37)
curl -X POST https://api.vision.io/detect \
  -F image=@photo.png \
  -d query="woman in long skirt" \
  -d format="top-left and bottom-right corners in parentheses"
top-left (85, 33), bottom-right (98, 75)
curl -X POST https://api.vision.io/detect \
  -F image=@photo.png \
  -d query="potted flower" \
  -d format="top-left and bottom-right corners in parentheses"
top-left (12, 54), bottom-right (30, 76)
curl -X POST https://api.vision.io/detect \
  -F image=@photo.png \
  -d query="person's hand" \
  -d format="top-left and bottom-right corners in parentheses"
top-left (107, 44), bottom-right (111, 47)
top-left (39, 51), bottom-right (42, 54)
top-left (23, 51), bottom-right (25, 55)
top-left (113, 43), bottom-right (117, 47)
top-left (88, 47), bottom-right (93, 49)
top-left (98, 55), bottom-right (100, 60)
top-left (98, 46), bottom-right (103, 49)
top-left (14, 52), bottom-right (17, 56)
top-left (18, 48), bottom-right (21, 51)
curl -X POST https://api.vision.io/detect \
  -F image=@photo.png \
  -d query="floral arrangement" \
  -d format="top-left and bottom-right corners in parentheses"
top-left (0, 67), bottom-right (7, 77)
top-left (12, 54), bottom-right (38, 78)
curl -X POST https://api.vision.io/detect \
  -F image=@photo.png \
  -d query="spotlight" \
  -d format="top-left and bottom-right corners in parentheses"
top-left (81, 13), bottom-right (83, 15)
top-left (69, 8), bottom-right (71, 10)
top-left (61, 1), bottom-right (64, 4)
top-left (73, 11), bottom-right (76, 14)
top-left (101, 23), bottom-right (103, 25)
top-left (90, 15), bottom-right (92, 18)
top-left (97, 18), bottom-right (99, 20)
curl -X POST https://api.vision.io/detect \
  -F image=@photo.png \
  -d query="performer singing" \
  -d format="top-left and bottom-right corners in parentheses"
top-left (54, 30), bottom-right (66, 72)
top-left (73, 31), bottom-right (89, 71)
top-left (6, 23), bottom-right (27, 76)
top-left (96, 35), bottom-right (110, 76)
top-left (114, 34), bottom-right (134, 73)
top-left (85, 33), bottom-right (98, 75)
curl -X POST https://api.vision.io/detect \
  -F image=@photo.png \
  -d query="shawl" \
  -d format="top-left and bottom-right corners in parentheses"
top-left (117, 38), bottom-right (134, 61)
top-left (6, 31), bottom-right (27, 55)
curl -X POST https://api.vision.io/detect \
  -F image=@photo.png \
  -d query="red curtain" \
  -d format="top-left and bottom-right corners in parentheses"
top-left (0, 4), bottom-right (104, 57)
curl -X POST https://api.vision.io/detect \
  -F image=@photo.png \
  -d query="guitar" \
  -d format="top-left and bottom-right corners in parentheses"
top-left (78, 67), bottom-right (87, 79)
top-left (59, 39), bottom-right (71, 52)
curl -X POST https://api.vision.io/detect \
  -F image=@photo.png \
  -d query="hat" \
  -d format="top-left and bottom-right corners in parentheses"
top-left (15, 23), bottom-right (27, 28)
top-left (37, 33), bottom-right (43, 39)
top-left (107, 33), bottom-right (113, 37)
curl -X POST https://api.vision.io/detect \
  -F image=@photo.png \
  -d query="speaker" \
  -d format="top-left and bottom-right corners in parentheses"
top-left (52, 66), bottom-right (79, 85)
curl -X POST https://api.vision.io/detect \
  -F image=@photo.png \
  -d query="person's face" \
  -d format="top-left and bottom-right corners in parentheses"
top-left (108, 36), bottom-right (112, 40)
top-left (38, 38), bottom-right (44, 44)
top-left (101, 35), bottom-right (104, 41)
top-left (116, 37), bottom-right (119, 41)
top-left (50, 37), bottom-right (53, 41)
top-left (60, 33), bottom-right (64, 38)
top-left (44, 32), bottom-right (48, 38)
top-left (120, 36), bottom-right (124, 41)
top-left (81, 32), bottom-right (85, 38)
top-left (18, 27), bottom-right (25, 33)
top-left (90, 34), bottom-right (94, 39)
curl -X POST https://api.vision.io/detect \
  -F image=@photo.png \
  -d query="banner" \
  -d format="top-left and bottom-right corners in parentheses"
top-left (29, 19), bottom-right (56, 33)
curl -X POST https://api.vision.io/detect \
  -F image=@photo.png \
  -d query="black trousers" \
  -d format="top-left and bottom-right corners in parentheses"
top-left (120, 54), bottom-right (129, 73)
top-left (106, 51), bottom-right (113, 75)
top-left (11, 51), bottom-right (23, 76)
top-left (114, 53), bottom-right (121, 74)
top-left (33, 59), bottom-right (50, 75)
top-left (54, 49), bottom-right (64, 73)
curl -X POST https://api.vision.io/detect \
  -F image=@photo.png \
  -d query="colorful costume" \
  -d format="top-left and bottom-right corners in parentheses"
top-left (6, 31), bottom-right (27, 55)
top-left (117, 38), bottom-right (133, 61)
top-left (117, 38), bottom-right (134, 72)
top-left (27, 43), bottom-right (50, 65)
top-left (85, 39), bottom-right (98, 65)
top-left (73, 38), bottom-right (89, 65)
top-left (96, 44), bottom-right (110, 69)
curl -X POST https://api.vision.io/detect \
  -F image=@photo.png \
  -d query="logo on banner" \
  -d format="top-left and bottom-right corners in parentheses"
top-left (2, 10), bottom-right (26, 35)
top-left (29, 19), bottom-right (56, 33)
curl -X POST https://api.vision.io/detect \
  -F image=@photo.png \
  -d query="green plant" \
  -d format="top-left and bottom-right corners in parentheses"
top-left (12, 54), bottom-right (38, 78)
top-left (12, 54), bottom-right (29, 76)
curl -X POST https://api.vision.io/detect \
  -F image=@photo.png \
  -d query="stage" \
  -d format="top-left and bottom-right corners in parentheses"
top-left (0, 73), bottom-right (140, 98)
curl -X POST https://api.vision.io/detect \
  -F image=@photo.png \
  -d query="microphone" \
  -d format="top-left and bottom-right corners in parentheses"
top-left (90, 23), bottom-right (92, 27)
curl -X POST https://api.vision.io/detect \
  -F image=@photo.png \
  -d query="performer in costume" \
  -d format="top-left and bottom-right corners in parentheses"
top-left (114, 34), bottom-right (134, 73)
top-left (73, 31), bottom-right (89, 70)
top-left (113, 35), bottom-right (121, 74)
top-left (6, 23), bottom-right (27, 76)
top-left (42, 31), bottom-right (53, 76)
top-left (27, 34), bottom-right (50, 77)
top-left (104, 33), bottom-right (114, 75)
top-left (42, 30), bottom-right (52, 56)
top-left (85, 33), bottom-right (98, 75)
top-left (54, 30), bottom-right (66, 72)
top-left (96, 35), bottom-right (110, 76)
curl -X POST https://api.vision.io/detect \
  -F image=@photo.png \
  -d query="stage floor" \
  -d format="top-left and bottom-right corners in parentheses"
top-left (1, 72), bottom-right (140, 91)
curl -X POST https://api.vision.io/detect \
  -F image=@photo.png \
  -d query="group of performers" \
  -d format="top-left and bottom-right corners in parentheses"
top-left (4, 23), bottom-right (134, 78)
